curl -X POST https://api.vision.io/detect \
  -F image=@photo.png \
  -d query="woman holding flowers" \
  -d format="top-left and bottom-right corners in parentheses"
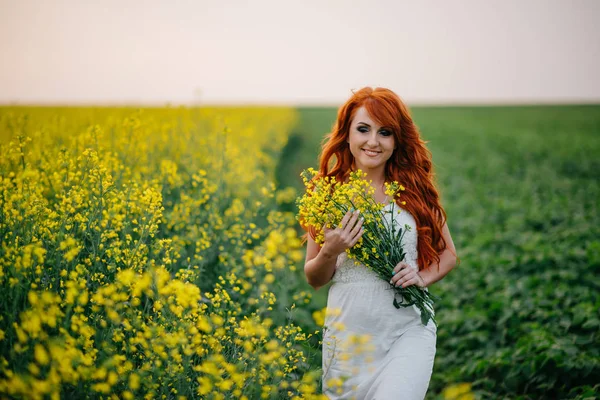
top-left (300, 87), bottom-right (458, 399)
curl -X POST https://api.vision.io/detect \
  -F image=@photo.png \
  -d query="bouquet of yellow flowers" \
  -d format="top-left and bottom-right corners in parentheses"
top-left (296, 168), bottom-right (439, 327)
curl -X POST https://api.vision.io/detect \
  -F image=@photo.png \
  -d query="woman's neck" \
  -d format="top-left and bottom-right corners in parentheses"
top-left (353, 165), bottom-right (386, 189)
top-left (352, 166), bottom-right (388, 204)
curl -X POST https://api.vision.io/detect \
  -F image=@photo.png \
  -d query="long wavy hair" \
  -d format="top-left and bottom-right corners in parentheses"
top-left (307, 87), bottom-right (453, 272)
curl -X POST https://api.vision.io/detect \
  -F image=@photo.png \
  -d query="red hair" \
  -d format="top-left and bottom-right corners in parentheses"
top-left (309, 87), bottom-right (452, 272)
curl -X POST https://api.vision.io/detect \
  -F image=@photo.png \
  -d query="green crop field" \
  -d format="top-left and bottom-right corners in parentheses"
top-left (277, 105), bottom-right (600, 399)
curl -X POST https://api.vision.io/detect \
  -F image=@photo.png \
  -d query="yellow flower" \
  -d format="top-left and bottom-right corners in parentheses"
top-left (312, 308), bottom-right (326, 326)
top-left (442, 382), bottom-right (474, 400)
top-left (34, 344), bottom-right (49, 365)
top-left (129, 373), bottom-right (141, 390)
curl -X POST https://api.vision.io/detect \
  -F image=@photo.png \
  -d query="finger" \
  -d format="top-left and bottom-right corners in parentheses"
top-left (343, 210), bottom-right (359, 233)
top-left (391, 268), bottom-right (413, 285)
top-left (397, 267), bottom-right (412, 280)
top-left (390, 268), bottom-right (404, 284)
top-left (390, 264), bottom-right (401, 283)
top-left (398, 276), bottom-right (418, 288)
top-left (392, 261), bottom-right (409, 275)
top-left (396, 271), bottom-right (417, 287)
top-left (349, 227), bottom-right (364, 247)
top-left (392, 262), bottom-right (402, 274)
top-left (348, 215), bottom-right (364, 238)
top-left (339, 210), bottom-right (353, 229)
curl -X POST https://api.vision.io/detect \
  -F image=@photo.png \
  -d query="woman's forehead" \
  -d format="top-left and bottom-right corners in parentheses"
top-left (352, 106), bottom-right (383, 126)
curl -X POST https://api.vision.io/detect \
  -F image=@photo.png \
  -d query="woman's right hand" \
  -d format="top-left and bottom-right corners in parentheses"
top-left (321, 209), bottom-right (364, 257)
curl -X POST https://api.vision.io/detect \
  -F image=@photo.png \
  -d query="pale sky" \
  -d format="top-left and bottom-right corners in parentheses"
top-left (1, 0), bottom-right (599, 105)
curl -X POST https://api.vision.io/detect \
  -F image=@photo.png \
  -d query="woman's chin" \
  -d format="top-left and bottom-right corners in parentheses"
top-left (357, 158), bottom-right (385, 171)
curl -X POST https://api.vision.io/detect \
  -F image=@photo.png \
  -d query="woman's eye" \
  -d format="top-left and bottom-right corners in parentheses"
top-left (357, 126), bottom-right (391, 136)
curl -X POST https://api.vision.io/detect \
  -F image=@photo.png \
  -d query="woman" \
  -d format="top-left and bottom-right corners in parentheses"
top-left (302, 87), bottom-right (458, 399)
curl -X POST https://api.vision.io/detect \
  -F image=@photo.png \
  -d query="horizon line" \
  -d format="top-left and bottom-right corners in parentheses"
top-left (1, 98), bottom-right (600, 108)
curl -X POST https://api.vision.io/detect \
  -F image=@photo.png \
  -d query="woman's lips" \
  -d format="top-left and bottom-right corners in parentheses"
top-left (362, 149), bottom-right (381, 157)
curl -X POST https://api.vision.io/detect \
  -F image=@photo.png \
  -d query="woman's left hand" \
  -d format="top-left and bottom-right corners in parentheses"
top-left (389, 262), bottom-right (427, 288)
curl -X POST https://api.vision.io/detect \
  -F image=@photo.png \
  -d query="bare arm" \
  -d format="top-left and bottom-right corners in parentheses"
top-left (418, 222), bottom-right (458, 287)
top-left (303, 236), bottom-right (338, 290)
top-left (304, 210), bottom-right (364, 290)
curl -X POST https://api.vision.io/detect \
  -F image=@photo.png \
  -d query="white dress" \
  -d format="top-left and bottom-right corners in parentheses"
top-left (322, 204), bottom-right (437, 400)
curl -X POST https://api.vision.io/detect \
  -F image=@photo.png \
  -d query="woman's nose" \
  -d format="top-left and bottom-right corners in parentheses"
top-left (367, 132), bottom-right (379, 145)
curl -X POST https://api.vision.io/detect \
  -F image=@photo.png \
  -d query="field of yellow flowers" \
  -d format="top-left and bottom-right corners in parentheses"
top-left (11, 104), bottom-right (594, 400)
top-left (0, 107), bottom-right (326, 399)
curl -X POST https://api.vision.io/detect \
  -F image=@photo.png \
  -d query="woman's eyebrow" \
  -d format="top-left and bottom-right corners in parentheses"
top-left (357, 122), bottom-right (388, 130)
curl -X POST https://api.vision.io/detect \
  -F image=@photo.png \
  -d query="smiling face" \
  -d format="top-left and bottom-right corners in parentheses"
top-left (347, 106), bottom-right (396, 176)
